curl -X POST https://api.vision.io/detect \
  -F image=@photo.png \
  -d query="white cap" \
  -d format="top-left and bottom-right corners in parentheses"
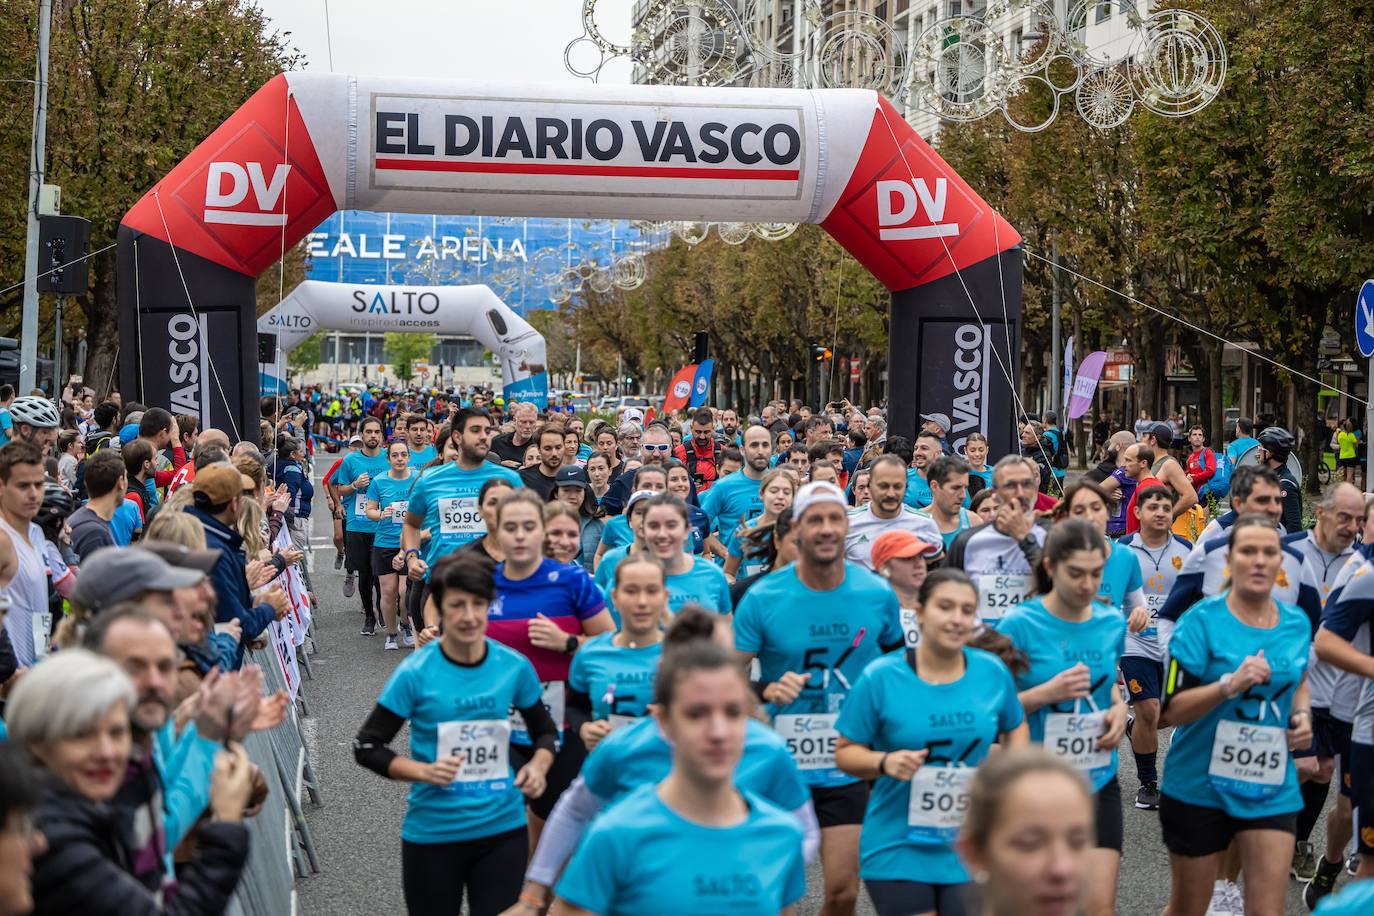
top-left (792, 481), bottom-right (848, 519)
top-left (623, 407), bottom-right (645, 426)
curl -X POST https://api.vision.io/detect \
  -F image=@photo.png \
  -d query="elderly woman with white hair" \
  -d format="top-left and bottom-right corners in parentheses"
top-left (7, 650), bottom-right (256, 915)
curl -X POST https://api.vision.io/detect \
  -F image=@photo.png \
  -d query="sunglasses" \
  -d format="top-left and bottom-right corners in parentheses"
top-left (642, 443), bottom-right (672, 452)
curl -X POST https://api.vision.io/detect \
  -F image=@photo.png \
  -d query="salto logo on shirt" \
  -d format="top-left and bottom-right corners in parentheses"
top-left (875, 178), bottom-right (959, 241)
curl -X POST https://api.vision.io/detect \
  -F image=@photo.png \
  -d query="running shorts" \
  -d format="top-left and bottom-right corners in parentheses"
top-left (810, 781), bottom-right (869, 829)
top-left (1350, 742), bottom-right (1374, 854)
top-left (1159, 793), bottom-right (1298, 857)
top-left (1095, 776), bottom-right (1124, 853)
top-left (1120, 656), bottom-right (1163, 703)
top-left (372, 545), bottom-right (403, 578)
top-left (344, 529), bottom-right (374, 574)
top-left (865, 878), bottom-right (970, 916)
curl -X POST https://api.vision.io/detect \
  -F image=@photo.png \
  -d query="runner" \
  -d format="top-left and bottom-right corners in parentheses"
top-left (593, 490), bottom-right (657, 595)
top-left (734, 480), bottom-right (905, 916)
top-left (700, 424), bottom-right (771, 563)
top-left (1159, 515), bottom-right (1312, 916)
top-left (917, 455), bottom-right (974, 550)
top-left (1055, 482), bottom-right (1149, 629)
top-left (487, 490), bottom-right (615, 841)
top-left (406, 414), bottom-right (437, 468)
top-left (844, 455), bottom-right (942, 571)
top-left (834, 568), bottom-right (1029, 916)
top-left (353, 553), bottom-right (556, 916)
top-left (956, 749), bottom-right (1096, 916)
top-left (403, 408), bottom-right (522, 595)
top-left (903, 433), bottom-right (943, 509)
top-left (725, 468), bottom-right (796, 580)
top-left (1117, 485), bottom-right (1192, 811)
top-left (1257, 426), bottom-right (1303, 534)
top-left (567, 554), bottom-right (667, 753)
top-left (730, 507), bottom-right (799, 605)
top-left (634, 495), bottom-right (731, 616)
top-left (512, 608), bottom-right (817, 914)
top-left (1197, 464), bottom-right (1283, 543)
top-left (663, 461), bottom-right (709, 555)
top-left (337, 416), bottom-right (388, 633)
top-left (548, 615), bottom-right (807, 916)
top-left (963, 433), bottom-right (992, 495)
top-left (544, 502), bottom-right (584, 567)
top-left (996, 519), bottom-right (1129, 916)
top-left (1284, 482), bottom-right (1362, 885)
top-left (365, 439), bottom-right (418, 650)
top-left (593, 465), bottom-right (666, 569)
top-left (550, 468), bottom-right (601, 570)
top-left (945, 455), bottom-right (1047, 625)
top-left (519, 424), bottom-right (567, 501)
top-left (870, 531), bottom-right (942, 651)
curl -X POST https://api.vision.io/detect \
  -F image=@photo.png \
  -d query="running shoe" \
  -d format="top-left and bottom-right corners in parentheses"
top-left (400, 624), bottom-right (416, 648)
top-left (1293, 840), bottom-right (1317, 881)
top-left (1346, 852), bottom-right (1359, 876)
top-left (1205, 879), bottom-right (1244, 916)
top-left (360, 618), bottom-right (376, 637)
top-left (343, 572), bottom-right (356, 597)
top-left (334, 550), bottom-right (344, 570)
top-left (384, 634), bottom-right (398, 651)
top-left (1125, 713), bottom-right (1135, 743)
top-left (1134, 782), bottom-right (1160, 810)
top-left (1304, 858), bottom-right (1341, 910)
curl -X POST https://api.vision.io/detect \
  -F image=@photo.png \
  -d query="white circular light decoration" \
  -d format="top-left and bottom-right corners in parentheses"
top-left (910, 17), bottom-right (1011, 123)
top-left (1130, 9), bottom-right (1227, 118)
top-left (1076, 66), bottom-right (1134, 130)
top-left (752, 222), bottom-right (799, 242)
top-left (811, 10), bottom-right (909, 96)
top-left (1001, 75), bottom-right (1060, 134)
top-left (612, 254), bottom-right (647, 290)
top-left (716, 222), bottom-right (754, 245)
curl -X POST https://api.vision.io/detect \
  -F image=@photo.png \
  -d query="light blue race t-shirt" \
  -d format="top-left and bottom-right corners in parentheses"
top-left (604, 556), bottom-right (731, 622)
top-left (996, 596), bottom-right (1126, 792)
top-left (110, 499), bottom-right (143, 546)
top-left (599, 515), bottom-right (633, 551)
top-left (1161, 593), bottom-right (1309, 818)
top-left (700, 469), bottom-right (764, 551)
top-left (556, 784), bottom-right (806, 916)
top-left (365, 470), bottom-right (418, 549)
top-left (568, 632), bottom-right (662, 721)
top-left (581, 716), bottom-right (810, 812)
top-left (338, 449), bottom-right (391, 534)
top-left (376, 639), bottom-right (542, 844)
top-left (1098, 538), bottom-right (1144, 609)
top-left (1313, 878), bottom-right (1374, 915)
top-left (594, 545), bottom-right (632, 597)
top-left (406, 462), bottom-right (522, 575)
top-left (407, 444), bottom-right (437, 470)
top-left (734, 563), bottom-right (903, 787)
top-left (836, 649), bottom-right (1024, 884)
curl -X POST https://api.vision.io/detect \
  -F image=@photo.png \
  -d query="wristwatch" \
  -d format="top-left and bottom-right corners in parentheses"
top-left (564, 634), bottom-right (580, 655)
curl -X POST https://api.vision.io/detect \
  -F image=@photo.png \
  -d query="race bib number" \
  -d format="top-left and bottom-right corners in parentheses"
top-left (353, 491), bottom-right (369, 518)
top-left (774, 713), bottom-right (839, 771)
top-left (978, 574), bottom-right (1032, 620)
top-left (1208, 720), bottom-right (1287, 800)
top-left (1044, 711), bottom-right (1111, 784)
top-left (1141, 593), bottom-right (1167, 636)
top-left (509, 681), bottom-right (566, 741)
top-left (31, 611), bottom-right (51, 661)
top-left (906, 766), bottom-right (974, 844)
top-left (900, 609), bottom-right (920, 649)
top-left (435, 719), bottom-right (510, 790)
top-left (607, 713), bottom-right (638, 732)
top-left (439, 496), bottom-right (483, 536)
top-left (389, 501), bottom-right (409, 523)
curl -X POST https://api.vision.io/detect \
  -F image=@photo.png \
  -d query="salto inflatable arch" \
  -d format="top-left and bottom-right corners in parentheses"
top-left (258, 281), bottom-right (548, 404)
top-left (118, 73), bottom-right (1021, 451)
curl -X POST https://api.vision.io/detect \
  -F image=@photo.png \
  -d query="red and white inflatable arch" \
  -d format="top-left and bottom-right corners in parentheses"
top-left (118, 73), bottom-right (1021, 450)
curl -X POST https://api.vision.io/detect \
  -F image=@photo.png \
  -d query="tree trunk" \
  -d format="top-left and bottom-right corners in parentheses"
top-left (82, 247), bottom-right (120, 401)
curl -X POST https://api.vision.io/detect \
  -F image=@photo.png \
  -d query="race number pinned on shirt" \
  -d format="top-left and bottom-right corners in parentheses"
top-left (389, 501), bottom-right (409, 523)
top-left (774, 713), bottom-right (839, 772)
top-left (509, 681), bottom-right (566, 743)
top-left (353, 491), bottom-right (369, 518)
top-left (31, 611), bottom-right (51, 661)
top-left (440, 496), bottom-right (483, 536)
top-left (1208, 720), bottom-right (1287, 800)
top-left (436, 719), bottom-right (511, 792)
top-left (1044, 704), bottom-right (1112, 790)
top-left (900, 608), bottom-right (920, 649)
top-left (978, 574), bottom-right (1032, 620)
top-left (607, 713), bottom-right (638, 732)
top-left (906, 766), bottom-right (974, 844)
top-left (1141, 593), bottom-right (1166, 637)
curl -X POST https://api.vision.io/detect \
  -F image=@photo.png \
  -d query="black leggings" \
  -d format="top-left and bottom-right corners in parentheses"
top-left (406, 577), bottom-right (428, 632)
top-left (345, 529), bottom-right (378, 619)
top-left (400, 827), bottom-right (526, 916)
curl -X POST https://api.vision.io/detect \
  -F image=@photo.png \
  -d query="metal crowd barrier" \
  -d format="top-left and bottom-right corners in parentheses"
top-left (227, 640), bottom-right (323, 914)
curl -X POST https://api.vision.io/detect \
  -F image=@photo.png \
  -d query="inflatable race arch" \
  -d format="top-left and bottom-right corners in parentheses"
top-left (119, 73), bottom-right (1022, 450)
top-left (258, 281), bottom-right (549, 404)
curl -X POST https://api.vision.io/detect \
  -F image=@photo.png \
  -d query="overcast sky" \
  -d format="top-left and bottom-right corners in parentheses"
top-left (252, 0), bottom-right (637, 84)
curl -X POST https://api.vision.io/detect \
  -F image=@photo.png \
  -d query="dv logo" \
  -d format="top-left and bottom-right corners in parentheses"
top-left (204, 162), bottom-right (290, 226)
top-left (876, 178), bottom-right (959, 241)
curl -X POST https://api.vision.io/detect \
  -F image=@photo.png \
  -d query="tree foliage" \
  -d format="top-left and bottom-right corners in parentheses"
top-left (384, 332), bottom-right (436, 385)
top-left (0, 0), bottom-right (300, 396)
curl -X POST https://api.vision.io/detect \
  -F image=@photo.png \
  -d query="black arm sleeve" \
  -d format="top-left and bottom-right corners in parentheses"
top-left (518, 700), bottom-right (559, 755)
top-left (565, 687), bottom-right (593, 733)
top-left (353, 703), bottom-right (406, 778)
top-left (1160, 658), bottom-right (1205, 714)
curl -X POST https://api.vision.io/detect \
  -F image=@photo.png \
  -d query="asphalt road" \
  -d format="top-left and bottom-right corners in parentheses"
top-left (294, 506), bottom-right (1329, 915)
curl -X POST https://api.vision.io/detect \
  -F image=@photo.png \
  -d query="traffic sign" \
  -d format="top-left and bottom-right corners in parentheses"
top-left (1357, 280), bottom-right (1374, 358)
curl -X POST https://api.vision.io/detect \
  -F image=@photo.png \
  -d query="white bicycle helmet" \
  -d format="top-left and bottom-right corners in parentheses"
top-left (9, 396), bottom-right (61, 428)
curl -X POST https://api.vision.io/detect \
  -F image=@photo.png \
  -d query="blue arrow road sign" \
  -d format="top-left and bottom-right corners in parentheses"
top-left (1358, 280), bottom-right (1374, 359)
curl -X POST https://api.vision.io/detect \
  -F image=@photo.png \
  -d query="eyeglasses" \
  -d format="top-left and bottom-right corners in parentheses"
top-left (997, 478), bottom-right (1038, 491)
top-left (643, 443), bottom-right (672, 452)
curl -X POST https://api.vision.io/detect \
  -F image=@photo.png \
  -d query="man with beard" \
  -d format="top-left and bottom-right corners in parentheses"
top-left (490, 402), bottom-right (539, 466)
top-left (844, 455), bottom-right (942, 570)
top-left (403, 408), bottom-right (522, 591)
top-left (700, 424), bottom-right (772, 561)
top-left (735, 481), bottom-right (904, 916)
top-left (335, 416), bottom-right (389, 631)
top-left (718, 407), bottom-right (742, 447)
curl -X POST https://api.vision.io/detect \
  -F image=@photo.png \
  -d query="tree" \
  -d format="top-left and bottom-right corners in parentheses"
top-left (287, 331), bottom-right (324, 373)
top-left (384, 332), bottom-right (436, 385)
top-left (0, 0), bottom-right (300, 397)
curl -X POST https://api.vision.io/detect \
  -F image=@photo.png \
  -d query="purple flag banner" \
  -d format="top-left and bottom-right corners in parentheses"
top-left (1067, 351), bottom-right (1107, 419)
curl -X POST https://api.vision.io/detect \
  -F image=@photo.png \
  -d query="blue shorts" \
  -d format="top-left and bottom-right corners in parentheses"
top-left (1350, 741), bottom-right (1374, 853)
top-left (1120, 656), bottom-right (1163, 702)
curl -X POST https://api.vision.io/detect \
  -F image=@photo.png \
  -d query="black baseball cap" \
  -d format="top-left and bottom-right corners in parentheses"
top-left (1146, 422), bottom-right (1174, 448)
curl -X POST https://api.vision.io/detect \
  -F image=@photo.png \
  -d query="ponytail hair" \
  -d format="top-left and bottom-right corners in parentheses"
top-left (654, 604), bottom-right (739, 708)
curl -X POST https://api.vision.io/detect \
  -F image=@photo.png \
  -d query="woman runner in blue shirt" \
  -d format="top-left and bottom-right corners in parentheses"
top-left (1055, 481), bottom-right (1149, 633)
top-left (996, 519), bottom-right (1129, 916)
top-left (365, 439), bottom-right (418, 649)
top-left (1159, 515), bottom-right (1312, 916)
top-left (836, 569), bottom-right (1028, 916)
top-left (353, 553), bottom-right (557, 916)
top-left (637, 495), bottom-right (731, 616)
top-left (550, 613), bottom-right (807, 916)
top-left (568, 554), bottom-right (668, 753)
